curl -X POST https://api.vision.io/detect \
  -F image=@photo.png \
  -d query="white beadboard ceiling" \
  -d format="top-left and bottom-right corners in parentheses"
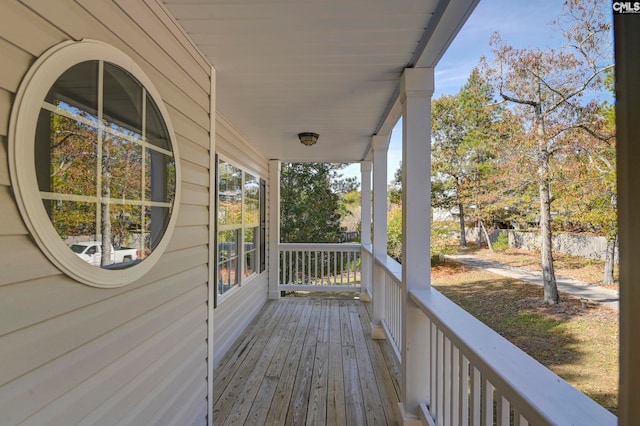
top-left (163, 0), bottom-right (479, 162)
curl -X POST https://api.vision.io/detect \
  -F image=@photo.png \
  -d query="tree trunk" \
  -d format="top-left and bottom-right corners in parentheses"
top-left (100, 142), bottom-right (112, 267)
top-left (603, 234), bottom-right (616, 285)
top-left (539, 151), bottom-right (559, 304)
top-left (480, 220), bottom-right (493, 252)
top-left (458, 202), bottom-right (467, 247)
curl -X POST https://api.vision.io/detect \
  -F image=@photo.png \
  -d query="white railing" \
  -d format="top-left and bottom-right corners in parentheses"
top-left (278, 243), bottom-right (362, 292)
top-left (374, 256), bottom-right (616, 426)
top-left (374, 254), bottom-right (403, 360)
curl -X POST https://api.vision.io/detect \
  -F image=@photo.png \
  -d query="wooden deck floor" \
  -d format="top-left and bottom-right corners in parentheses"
top-left (213, 297), bottom-right (401, 425)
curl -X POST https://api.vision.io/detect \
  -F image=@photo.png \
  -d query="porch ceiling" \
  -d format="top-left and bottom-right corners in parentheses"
top-left (163, 0), bottom-right (479, 163)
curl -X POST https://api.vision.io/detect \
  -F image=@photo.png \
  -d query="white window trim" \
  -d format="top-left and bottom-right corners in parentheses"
top-left (8, 39), bottom-right (181, 288)
top-left (216, 155), bottom-right (263, 300)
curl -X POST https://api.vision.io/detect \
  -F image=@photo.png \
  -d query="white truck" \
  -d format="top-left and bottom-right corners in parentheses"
top-left (69, 241), bottom-right (138, 266)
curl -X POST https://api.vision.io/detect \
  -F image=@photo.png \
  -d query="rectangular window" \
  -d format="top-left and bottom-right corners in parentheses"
top-left (259, 178), bottom-right (266, 273)
top-left (216, 158), bottom-right (263, 298)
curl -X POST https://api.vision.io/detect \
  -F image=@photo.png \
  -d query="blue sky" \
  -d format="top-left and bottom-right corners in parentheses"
top-left (342, 0), bottom-right (568, 184)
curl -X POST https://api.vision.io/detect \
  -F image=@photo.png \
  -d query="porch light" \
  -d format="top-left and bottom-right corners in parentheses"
top-left (298, 132), bottom-right (319, 146)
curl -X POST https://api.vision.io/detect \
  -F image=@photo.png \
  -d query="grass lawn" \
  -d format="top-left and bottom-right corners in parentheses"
top-left (432, 259), bottom-right (619, 415)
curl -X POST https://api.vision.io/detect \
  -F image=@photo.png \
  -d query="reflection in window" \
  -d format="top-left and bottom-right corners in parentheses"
top-left (218, 230), bottom-right (239, 294)
top-left (244, 226), bottom-right (258, 278)
top-left (216, 161), bottom-right (262, 296)
top-left (35, 61), bottom-right (176, 269)
top-left (218, 161), bottom-right (242, 226)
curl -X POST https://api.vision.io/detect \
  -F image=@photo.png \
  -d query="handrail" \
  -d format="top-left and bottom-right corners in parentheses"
top-left (373, 253), bottom-right (402, 281)
top-left (279, 242), bottom-right (361, 251)
top-left (373, 254), bottom-right (403, 359)
top-left (370, 252), bottom-right (615, 424)
top-left (409, 287), bottom-right (617, 425)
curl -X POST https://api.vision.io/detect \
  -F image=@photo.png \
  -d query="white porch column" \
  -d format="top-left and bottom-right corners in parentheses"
top-left (268, 160), bottom-right (281, 299)
top-left (359, 161), bottom-right (372, 302)
top-left (399, 67), bottom-right (434, 424)
top-left (371, 134), bottom-right (390, 339)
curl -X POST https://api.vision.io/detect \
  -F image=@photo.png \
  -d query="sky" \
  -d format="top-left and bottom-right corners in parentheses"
top-left (341, 0), bottom-right (569, 184)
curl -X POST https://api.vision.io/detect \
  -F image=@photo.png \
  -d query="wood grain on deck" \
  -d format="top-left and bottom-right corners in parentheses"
top-left (213, 297), bottom-right (400, 425)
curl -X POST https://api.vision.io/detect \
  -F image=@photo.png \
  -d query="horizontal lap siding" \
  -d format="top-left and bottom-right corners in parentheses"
top-left (0, 1), bottom-right (211, 425)
top-left (213, 117), bottom-right (270, 366)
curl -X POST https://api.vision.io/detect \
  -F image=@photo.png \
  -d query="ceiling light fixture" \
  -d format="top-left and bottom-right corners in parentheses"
top-left (298, 132), bottom-right (319, 146)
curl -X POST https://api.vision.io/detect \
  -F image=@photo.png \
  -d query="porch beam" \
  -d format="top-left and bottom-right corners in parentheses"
top-left (268, 159), bottom-right (281, 299)
top-left (360, 161), bottom-right (372, 301)
top-left (371, 134), bottom-right (391, 339)
top-left (399, 67), bottom-right (434, 424)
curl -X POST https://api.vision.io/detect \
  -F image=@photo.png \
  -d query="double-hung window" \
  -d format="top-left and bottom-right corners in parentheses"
top-left (217, 158), bottom-right (262, 297)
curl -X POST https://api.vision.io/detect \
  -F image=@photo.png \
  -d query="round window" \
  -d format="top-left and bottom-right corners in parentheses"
top-left (9, 40), bottom-right (180, 287)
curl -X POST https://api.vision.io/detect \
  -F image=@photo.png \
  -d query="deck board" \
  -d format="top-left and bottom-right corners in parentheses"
top-left (213, 297), bottom-right (401, 425)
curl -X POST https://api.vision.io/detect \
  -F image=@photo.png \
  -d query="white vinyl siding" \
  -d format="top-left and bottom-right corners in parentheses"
top-left (0, 1), bottom-right (211, 425)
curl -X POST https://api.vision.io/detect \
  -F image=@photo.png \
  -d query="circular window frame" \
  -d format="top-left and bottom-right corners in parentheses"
top-left (9, 39), bottom-right (181, 288)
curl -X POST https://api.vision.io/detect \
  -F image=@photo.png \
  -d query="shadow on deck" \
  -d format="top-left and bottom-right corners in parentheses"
top-left (213, 296), bottom-right (401, 425)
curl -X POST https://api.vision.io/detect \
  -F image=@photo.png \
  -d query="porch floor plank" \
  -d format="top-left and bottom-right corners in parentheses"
top-left (213, 297), bottom-right (401, 425)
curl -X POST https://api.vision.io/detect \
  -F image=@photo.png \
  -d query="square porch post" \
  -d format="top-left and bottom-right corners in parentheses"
top-left (268, 159), bottom-right (281, 299)
top-left (371, 134), bottom-right (390, 339)
top-left (360, 161), bottom-right (372, 302)
top-left (615, 13), bottom-right (640, 424)
top-left (399, 67), bottom-right (434, 424)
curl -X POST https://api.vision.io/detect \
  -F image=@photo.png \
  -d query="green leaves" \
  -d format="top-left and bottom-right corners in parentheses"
top-left (280, 163), bottom-right (355, 243)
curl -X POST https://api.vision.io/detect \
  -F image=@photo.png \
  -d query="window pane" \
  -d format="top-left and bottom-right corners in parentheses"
top-left (45, 61), bottom-right (98, 117)
top-left (146, 92), bottom-right (171, 151)
top-left (48, 200), bottom-right (97, 241)
top-left (36, 108), bottom-right (99, 196)
top-left (244, 173), bottom-right (259, 225)
top-left (244, 226), bottom-right (258, 278)
top-left (145, 149), bottom-right (175, 204)
top-left (218, 230), bottom-right (239, 294)
top-left (104, 130), bottom-right (143, 201)
top-left (103, 63), bottom-right (143, 134)
top-left (218, 161), bottom-right (242, 225)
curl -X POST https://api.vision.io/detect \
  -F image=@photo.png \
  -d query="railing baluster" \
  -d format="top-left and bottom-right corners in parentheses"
top-left (437, 329), bottom-right (445, 426)
top-left (451, 345), bottom-right (459, 426)
top-left (460, 355), bottom-right (469, 426)
top-left (448, 338), bottom-right (455, 426)
top-left (314, 251), bottom-right (318, 285)
top-left (471, 367), bottom-right (481, 426)
top-left (496, 392), bottom-right (509, 426)
top-left (346, 251), bottom-right (349, 284)
top-left (430, 322), bottom-right (438, 420)
top-left (483, 379), bottom-right (493, 426)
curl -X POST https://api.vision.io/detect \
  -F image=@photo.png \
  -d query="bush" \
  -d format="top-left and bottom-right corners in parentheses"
top-left (493, 232), bottom-right (509, 250)
top-left (387, 206), bottom-right (458, 264)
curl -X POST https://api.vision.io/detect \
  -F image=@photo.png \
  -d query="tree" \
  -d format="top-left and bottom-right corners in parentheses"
top-left (553, 69), bottom-right (616, 284)
top-left (483, 0), bottom-right (613, 304)
top-left (431, 69), bottom-right (517, 248)
top-left (388, 164), bottom-right (403, 206)
top-left (280, 163), bottom-right (357, 243)
top-left (339, 190), bottom-right (362, 236)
